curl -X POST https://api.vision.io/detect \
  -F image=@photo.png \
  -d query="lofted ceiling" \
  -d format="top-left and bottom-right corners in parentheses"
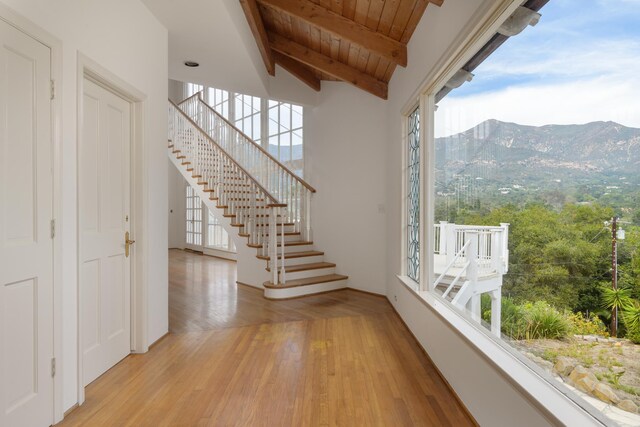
top-left (240, 0), bottom-right (444, 99)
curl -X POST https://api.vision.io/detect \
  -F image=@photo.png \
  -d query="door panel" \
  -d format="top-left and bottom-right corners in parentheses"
top-left (0, 19), bottom-right (54, 427)
top-left (80, 78), bottom-right (131, 386)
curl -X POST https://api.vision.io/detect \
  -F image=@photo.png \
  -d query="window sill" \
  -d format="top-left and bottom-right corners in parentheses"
top-left (395, 275), bottom-right (610, 426)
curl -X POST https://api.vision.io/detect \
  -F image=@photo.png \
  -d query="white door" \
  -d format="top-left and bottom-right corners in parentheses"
top-left (80, 78), bottom-right (132, 386)
top-left (0, 19), bottom-right (54, 427)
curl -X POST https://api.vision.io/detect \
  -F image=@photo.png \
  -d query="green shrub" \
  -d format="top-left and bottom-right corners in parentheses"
top-left (566, 312), bottom-right (609, 337)
top-left (623, 303), bottom-right (640, 343)
top-left (626, 328), bottom-right (640, 344)
top-left (522, 301), bottom-right (570, 340)
top-left (494, 298), bottom-right (570, 340)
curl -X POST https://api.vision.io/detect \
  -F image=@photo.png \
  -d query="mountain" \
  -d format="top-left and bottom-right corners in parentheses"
top-left (435, 120), bottom-right (640, 198)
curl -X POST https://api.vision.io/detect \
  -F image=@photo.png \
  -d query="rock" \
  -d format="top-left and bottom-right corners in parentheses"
top-left (618, 399), bottom-right (638, 413)
top-left (568, 366), bottom-right (598, 386)
top-left (554, 357), bottom-right (576, 376)
top-left (574, 375), bottom-right (598, 394)
top-left (528, 355), bottom-right (554, 371)
top-left (593, 383), bottom-right (620, 404)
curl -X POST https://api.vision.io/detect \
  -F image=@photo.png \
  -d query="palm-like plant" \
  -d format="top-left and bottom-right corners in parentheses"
top-left (600, 286), bottom-right (633, 337)
top-left (622, 303), bottom-right (640, 333)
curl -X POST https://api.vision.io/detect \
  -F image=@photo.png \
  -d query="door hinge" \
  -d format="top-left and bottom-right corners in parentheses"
top-left (50, 219), bottom-right (56, 239)
top-left (51, 358), bottom-right (56, 378)
top-left (50, 80), bottom-right (55, 100)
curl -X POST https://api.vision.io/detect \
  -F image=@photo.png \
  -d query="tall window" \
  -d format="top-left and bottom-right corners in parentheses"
top-left (207, 212), bottom-right (236, 252)
top-left (185, 185), bottom-right (202, 247)
top-left (268, 101), bottom-right (304, 176)
top-left (182, 82), bottom-right (305, 177)
top-left (208, 88), bottom-right (230, 120)
top-left (185, 82), bottom-right (203, 99)
top-left (234, 94), bottom-right (262, 142)
top-left (407, 107), bottom-right (420, 282)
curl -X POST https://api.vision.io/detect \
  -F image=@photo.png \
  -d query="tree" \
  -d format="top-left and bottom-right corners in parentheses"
top-left (600, 286), bottom-right (633, 337)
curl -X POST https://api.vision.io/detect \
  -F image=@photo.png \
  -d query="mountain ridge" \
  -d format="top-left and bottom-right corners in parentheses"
top-left (435, 119), bottom-right (640, 196)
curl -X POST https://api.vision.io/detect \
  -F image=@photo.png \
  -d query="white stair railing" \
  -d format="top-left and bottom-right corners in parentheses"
top-left (179, 92), bottom-right (316, 242)
top-left (169, 100), bottom-right (287, 285)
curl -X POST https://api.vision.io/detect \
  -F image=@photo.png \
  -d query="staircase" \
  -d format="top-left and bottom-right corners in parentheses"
top-left (431, 222), bottom-right (509, 336)
top-left (168, 93), bottom-right (348, 299)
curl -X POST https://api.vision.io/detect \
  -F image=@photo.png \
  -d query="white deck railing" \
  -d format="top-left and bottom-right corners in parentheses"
top-left (434, 222), bottom-right (509, 278)
top-left (179, 93), bottom-right (316, 242)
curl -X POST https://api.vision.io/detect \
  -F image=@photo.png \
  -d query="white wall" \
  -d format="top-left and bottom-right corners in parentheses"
top-left (0, 0), bottom-right (168, 412)
top-left (305, 84), bottom-right (388, 295)
top-left (168, 159), bottom-right (186, 249)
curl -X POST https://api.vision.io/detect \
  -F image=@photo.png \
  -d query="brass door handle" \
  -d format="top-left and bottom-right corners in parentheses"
top-left (125, 231), bottom-right (136, 258)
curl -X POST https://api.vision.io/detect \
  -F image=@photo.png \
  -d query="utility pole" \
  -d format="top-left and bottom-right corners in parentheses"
top-left (611, 216), bottom-right (618, 337)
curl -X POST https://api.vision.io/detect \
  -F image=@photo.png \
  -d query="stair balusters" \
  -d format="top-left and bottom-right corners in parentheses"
top-left (169, 100), bottom-right (287, 283)
top-left (179, 92), bottom-right (316, 245)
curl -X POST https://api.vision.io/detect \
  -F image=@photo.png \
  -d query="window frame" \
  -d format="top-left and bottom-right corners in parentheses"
top-left (206, 210), bottom-right (236, 253)
top-left (405, 105), bottom-right (422, 284)
top-left (185, 183), bottom-right (203, 250)
top-left (183, 82), bottom-right (306, 178)
top-left (396, 0), bottom-right (614, 424)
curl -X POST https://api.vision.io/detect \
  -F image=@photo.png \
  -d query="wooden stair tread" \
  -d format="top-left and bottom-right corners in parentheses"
top-left (257, 250), bottom-right (324, 260)
top-left (239, 231), bottom-right (300, 238)
top-left (267, 262), bottom-right (335, 273)
top-left (248, 240), bottom-right (312, 249)
top-left (263, 274), bottom-right (348, 289)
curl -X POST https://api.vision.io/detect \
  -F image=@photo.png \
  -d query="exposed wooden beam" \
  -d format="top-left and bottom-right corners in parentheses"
top-left (273, 52), bottom-right (321, 92)
top-left (258, 0), bottom-right (407, 67)
top-left (240, 0), bottom-right (276, 76)
top-left (269, 33), bottom-right (388, 99)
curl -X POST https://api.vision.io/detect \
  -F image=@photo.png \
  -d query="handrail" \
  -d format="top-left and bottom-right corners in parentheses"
top-left (442, 261), bottom-right (470, 299)
top-left (197, 96), bottom-right (316, 193)
top-left (433, 239), bottom-right (471, 289)
top-left (169, 99), bottom-right (284, 207)
top-left (177, 91), bottom-right (201, 106)
top-left (177, 93), bottom-right (315, 242)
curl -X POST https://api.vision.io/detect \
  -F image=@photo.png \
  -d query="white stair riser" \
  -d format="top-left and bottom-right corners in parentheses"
top-left (270, 255), bottom-right (324, 268)
top-left (282, 267), bottom-right (336, 281)
top-left (264, 279), bottom-right (348, 300)
top-left (250, 225), bottom-right (296, 234)
top-left (244, 234), bottom-right (301, 243)
top-left (260, 243), bottom-right (313, 254)
top-left (280, 243), bottom-right (314, 254)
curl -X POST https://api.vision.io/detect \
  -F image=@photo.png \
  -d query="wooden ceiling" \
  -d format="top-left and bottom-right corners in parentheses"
top-left (240, 0), bottom-right (444, 99)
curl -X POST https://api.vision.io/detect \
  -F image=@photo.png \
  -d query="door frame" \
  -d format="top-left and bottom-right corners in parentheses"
top-left (76, 54), bottom-right (148, 405)
top-left (0, 3), bottom-right (63, 424)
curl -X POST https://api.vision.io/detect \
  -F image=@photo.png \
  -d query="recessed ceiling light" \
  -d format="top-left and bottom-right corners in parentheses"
top-left (184, 61), bottom-right (199, 68)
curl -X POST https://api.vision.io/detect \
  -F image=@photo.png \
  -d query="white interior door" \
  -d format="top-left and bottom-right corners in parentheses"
top-left (0, 19), bottom-right (54, 427)
top-left (80, 78), bottom-right (131, 386)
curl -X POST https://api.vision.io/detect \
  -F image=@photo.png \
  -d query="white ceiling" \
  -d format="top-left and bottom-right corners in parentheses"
top-left (141, 0), bottom-right (270, 98)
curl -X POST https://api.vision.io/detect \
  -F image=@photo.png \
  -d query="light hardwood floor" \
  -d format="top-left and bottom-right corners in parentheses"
top-left (58, 249), bottom-right (475, 426)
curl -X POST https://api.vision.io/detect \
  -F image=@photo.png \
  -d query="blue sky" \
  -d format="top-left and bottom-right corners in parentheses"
top-left (435, 0), bottom-right (640, 137)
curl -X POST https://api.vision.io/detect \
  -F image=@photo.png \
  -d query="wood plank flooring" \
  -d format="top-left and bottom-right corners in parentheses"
top-left (58, 249), bottom-right (475, 426)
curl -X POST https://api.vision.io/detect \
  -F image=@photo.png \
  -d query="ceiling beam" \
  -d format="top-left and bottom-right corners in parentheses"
top-left (258, 0), bottom-right (407, 67)
top-left (269, 33), bottom-right (388, 99)
top-left (273, 52), bottom-right (321, 92)
top-left (239, 0), bottom-right (275, 76)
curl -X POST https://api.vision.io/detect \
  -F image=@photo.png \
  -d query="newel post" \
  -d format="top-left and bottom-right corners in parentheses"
top-left (466, 231), bottom-right (481, 322)
top-left (269, 206), bottom-right (278, 285)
